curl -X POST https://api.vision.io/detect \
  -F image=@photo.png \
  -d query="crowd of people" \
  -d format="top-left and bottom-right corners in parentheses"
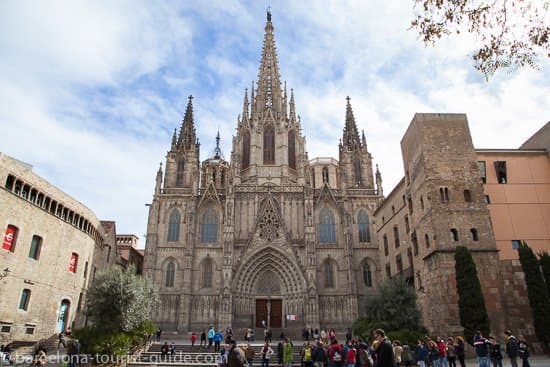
top-left (207, 326), bottom-right (533, 367)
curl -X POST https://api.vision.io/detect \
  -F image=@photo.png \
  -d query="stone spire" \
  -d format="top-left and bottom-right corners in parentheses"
top-left (213, 130), bottom-right (223, 160)
top-left (250, 81), bottom-right (255, 117)
top-left (254, 9), bottom-right (283, 115)
top-left (171, 128), bottom-right (177, 150)
top-left (376, 164), bottom-right (383, 196)
top-left (155, 162), bottom-right (163, 194)
top-left (177, 95), bottom-right (197, 150)
top-left (342, 96), bottom-right (361, 150)
top-left (242, 88), bottom-right (249, 122)
top-left (289, 88), bottom-right (296, 122)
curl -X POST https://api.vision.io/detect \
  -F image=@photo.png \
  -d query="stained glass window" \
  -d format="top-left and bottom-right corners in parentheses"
top-left (319, 208), bottom-right (336, 243)
top-left (167, 210), bottom-right (180, 242)
top-left (358, 210), bottom-right (370, 242)
top-left (201, 208), bottom-right (218, 243)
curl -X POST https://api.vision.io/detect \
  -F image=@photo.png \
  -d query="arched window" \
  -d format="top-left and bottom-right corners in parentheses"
top-left (424, 233), bottom-right (431, 248)
top-left (176, 159), bottom-right (185, 187)
top-left (202, 259), bottom-right (213, 288)
top-left (263, 125), bottom-right (275, 164)
top-left (165, 261), bottom-right (175, 287)
top-left (322, 167), bottom-right (329, 184)
top-left (464, 189), bottom-right (472, 202)
top-left (363, 262), bottom-right (372, 287)
top-left (288, 130), bottom-right (296, 169)
top-left (201, 208), bottom-right (218, 243)
top-left (167, 210), bottom-right (180, 242)
top-left (471, 228), bottom-right (479, 241)
top-left (357, 210), bottom-right (370, 242)
top-left (324, 260), bottom-right (336, 288)
top-left (319, 208), bottom-right (336, 243)
top-left (450, 228), bottom-right (459, 242)
top-left (354, 159), bottom-right (362, 186)
top-left (242, 130), bottom-right (250, 169)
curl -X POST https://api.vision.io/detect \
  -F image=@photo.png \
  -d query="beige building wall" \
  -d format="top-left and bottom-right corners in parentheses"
top-left (477, 150), bottom-right (550, 260)
top-left (0, 153), bottom-right (102, 343)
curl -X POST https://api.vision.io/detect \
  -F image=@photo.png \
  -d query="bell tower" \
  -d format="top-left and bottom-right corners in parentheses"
top-left (338, 97), bottom-right (375, 190)
top-left (231, 10), bottom-right (307, 186)
top-left (164, 95), bottom-right (201, 193)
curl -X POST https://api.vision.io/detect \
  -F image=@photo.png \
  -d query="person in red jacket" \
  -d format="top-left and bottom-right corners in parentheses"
top-left (345, 342), bottom-right (356, 367)
top-left (191, 332), bottom-right (197, 349)
top-left (437, 338), bottom-right (449, 367)
top-left (328, 339), bottom-right (344, 367)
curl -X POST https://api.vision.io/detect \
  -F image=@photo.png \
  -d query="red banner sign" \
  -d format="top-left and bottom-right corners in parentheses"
top-left (69, 253), bottom-right (78, 273)
top-left (2, 225), bottom-right (17, 251)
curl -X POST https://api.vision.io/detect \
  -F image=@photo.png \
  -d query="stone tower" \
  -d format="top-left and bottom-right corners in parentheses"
top-left (400, 113), bottom-right (504, 336)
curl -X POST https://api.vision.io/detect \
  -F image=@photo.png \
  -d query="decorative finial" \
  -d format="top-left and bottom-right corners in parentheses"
top-left (188, 95), bottom-right (193, 101)
top-left (267, 6), bottom-right (272, 21)
top-left (346, 96), bottom-right (351, 103)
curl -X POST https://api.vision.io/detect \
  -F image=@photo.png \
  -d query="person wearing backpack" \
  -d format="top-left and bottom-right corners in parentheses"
top-left (504, 330), bottom-right (519, 367)
top-left (303, 342), bottom-right (313, 367)
top-left (329, 339), bottom-right (344, 367)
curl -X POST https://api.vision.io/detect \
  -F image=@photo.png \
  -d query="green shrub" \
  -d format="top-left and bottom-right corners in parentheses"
top-left (73, 321), bottom-right (157, 358)
top-left (387, 329), bottom-right (426, 347)
top-left (352, 318), bottom-right (390, 342)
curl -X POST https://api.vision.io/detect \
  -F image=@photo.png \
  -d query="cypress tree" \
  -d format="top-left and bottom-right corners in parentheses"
top-left (539, 251), bottom-right (550, 298)
top-left (518, 242), bottom-right (550, 347)
top-left (454, 246), bottom-right (490, 344)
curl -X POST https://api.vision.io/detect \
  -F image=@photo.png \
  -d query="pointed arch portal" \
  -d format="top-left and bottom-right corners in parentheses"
top-left (232, 246), bottom-right (307, 329)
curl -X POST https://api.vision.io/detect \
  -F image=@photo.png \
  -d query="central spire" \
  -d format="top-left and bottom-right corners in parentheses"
top-left (254, 9), bottom-right (283, 115)
top-left (342, 96), bottom-right (362, 150)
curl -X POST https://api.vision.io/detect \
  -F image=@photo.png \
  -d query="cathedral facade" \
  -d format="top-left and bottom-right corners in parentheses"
top-left (143, 12), bottom-right (383, 333)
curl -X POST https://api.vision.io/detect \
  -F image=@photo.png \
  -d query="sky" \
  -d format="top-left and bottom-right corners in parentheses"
top-left (1, 1), bottom-right (549, 247)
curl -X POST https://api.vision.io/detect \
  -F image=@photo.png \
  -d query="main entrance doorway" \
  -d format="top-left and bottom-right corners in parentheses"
top-left (255, 299), bottom-right (282, 328)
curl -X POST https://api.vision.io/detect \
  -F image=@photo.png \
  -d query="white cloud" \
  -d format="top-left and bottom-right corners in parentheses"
top-left (0, 1), bottom-right (548, 245)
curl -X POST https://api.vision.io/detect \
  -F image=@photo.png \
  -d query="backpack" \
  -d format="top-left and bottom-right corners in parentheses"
top-left (304, 348), bottom-right (312, 361)
top-left (333, 349), bottom-right (342, 362)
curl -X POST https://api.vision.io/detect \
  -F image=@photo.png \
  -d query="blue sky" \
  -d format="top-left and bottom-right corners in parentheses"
top-left (1, 1), bottom-right (549, 245)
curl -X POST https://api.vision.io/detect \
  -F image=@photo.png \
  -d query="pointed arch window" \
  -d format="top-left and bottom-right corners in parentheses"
top-left (201, 208), bottom-right (218, 243)
top-left (242, 130), bottom-right (250, 169)
top-left (357, 210), bottom-right (370, 242)
top-left (354, 158), bottom-right (362, 186)
top-left (324, 260), bottom-right (336, 288)
top-left (165, 261), bottom-right (175, 287)
top-left (202, 259), bottom-right (213, 288)
top-left (363, 262), bottom-right (372, 287)
top-left (167, 210), bottom-right (180, 242)
top-left (176, 160), bottom-right (185, 187)
top-left (263, 125), bottom-right (275, 164)
top-left (288, 130), bottom-right (296, 169)
top-left (319, 208), bottom-right (336, 243)
top-left (322, 167), bottom-right (329, 184)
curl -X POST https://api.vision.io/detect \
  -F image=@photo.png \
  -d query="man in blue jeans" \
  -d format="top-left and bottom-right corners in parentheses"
top-left (473, 330), bottom-right (491, 367)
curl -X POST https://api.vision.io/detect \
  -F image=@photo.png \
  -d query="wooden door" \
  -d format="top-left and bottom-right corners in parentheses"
top-left (256, 299), bottom-right (267, 328)
top-left (270, 299), bottom-right (282, 328)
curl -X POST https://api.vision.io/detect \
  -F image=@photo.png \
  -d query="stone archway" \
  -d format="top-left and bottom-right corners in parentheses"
top-left (231, 246), bottom-right (307, 329)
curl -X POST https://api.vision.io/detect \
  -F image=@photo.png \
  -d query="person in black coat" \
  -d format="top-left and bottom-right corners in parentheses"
top-left (373, 329), bottom-right (394, 367)
top-left (504, 330), bottom-right (519, 367)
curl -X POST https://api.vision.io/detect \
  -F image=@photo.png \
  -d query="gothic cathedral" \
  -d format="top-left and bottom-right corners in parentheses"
top-left (143, 11), bottom-right (384, 333)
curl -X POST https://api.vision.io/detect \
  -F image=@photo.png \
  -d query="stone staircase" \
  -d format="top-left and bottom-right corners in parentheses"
top-left (127, 343), bottom-right (305, 366)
